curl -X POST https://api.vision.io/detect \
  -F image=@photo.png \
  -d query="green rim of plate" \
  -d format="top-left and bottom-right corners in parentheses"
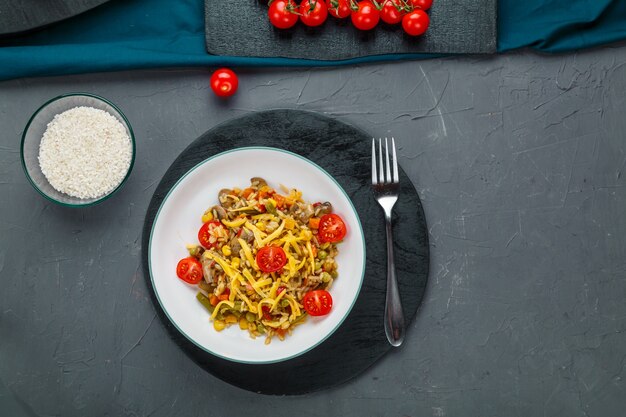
top-left (20, 92), bottom-right (136, 207)
top-left (148, 146), bottom-right (366, 364)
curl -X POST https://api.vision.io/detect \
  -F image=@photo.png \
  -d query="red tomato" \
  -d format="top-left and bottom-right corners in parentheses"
top-left (210, 68), bottom-right (238, 98)
top-left (198, 220), bottom-right (223, 249)
top-left (176, 257), bottom-right (203, 284)
top-left (302, 290), bottom-right (333, 316)
top-left (326, 0), bottom-right (351, 18)
top-left (410, 0), bottom-right (432, 10)
top-left (318, 213), bottom-right (347, 243)
top-left (380, 0), bottom-right (405, 25)
top-left (262, 305), bottom-right (272, 320)
top-left (300, 0), bottom-right (328, 27)
top-left (402, 9), bottom-right (429, 36)
top-left (351, 1), bottom-right (380, 31)
top-left (268, 0), bottom-right (298, 29)
top-left (256, 246), bottom-right (287, 273)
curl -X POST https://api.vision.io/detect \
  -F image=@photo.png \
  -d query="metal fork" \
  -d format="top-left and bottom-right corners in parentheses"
top-left (372, 137), bottom-right (405, 347)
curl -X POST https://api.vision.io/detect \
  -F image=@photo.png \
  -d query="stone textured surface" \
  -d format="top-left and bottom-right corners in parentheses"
top-left (205, 0), bottom-right (497, 59)
top-left (1, 43), bottom-right (626, 415)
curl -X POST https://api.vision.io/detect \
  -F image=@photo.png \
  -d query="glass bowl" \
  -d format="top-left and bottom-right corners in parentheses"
top-left (21, 93), bottom-right (135, 207)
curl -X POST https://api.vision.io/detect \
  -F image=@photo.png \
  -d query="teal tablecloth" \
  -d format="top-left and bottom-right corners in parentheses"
top-left (1, 0), bottom-right (625, 81)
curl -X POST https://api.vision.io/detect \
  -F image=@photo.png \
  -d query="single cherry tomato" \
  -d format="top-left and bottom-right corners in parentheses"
top-left (326, 0), bottom-right (351, 18)
top-left (256, 246), bottom-right (288, 273)
top-left (300, 0), bottom-right (328, 27)
top-left (176, 257), bottom-right (203, 284)
top-left (351, 1), bottom-right (380, 31)
top-left (380, 0), bottom-right (405, 25)
top-left (198, 220), bottom-right (223, 249)
top-left (302, 290), bottom-right (333, 316)
top-left (268, 0), bottom-right (298, 29)
top-left (318, 213), bottom-right (347, 243)
top-left (402, 9), bottom-right (429, 36)
top-left (409, 0), bottom-right (432, 10)
top-left (210, 68), bottom-right (238, 98)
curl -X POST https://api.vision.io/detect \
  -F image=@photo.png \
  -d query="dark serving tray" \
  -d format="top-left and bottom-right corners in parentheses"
top-left (0, 0), bottom-right (110, 37)
top-left (205, 0), bottom-right (497, 60)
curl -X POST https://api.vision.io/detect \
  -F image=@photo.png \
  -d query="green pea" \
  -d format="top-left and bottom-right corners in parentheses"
top-left (317, 250), bottom-right (328, 259)
top-left (331, 270), bottom-right (339, 279)
top-left (246, 312), bottom-right (256, 322)
top-left (321, 272), bottom-right (332, 283)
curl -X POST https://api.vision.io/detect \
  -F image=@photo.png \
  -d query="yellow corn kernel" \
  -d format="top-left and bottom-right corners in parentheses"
top-left (248, 322), bottom-right (257, 331)
top-left (201, 210), bottom-right (214, 223)
top-left (213, 319), bottom-right (226, 331)
top-left (256, 222), bottom-right (266, 232)
top-left (268, 198), bottom-right (277, 206)
top-left (233, 187), bottom-right (241, 194)
top-left (239, 316), bottom-right (248, 330)
top-left (231, 257), bottom-right (241, 268)
top-left (284, 218), bottom-right (296, 230)
top-left (221, 245), bottom-right (232, 256)
top-left (224, 314), bottom-right (238, 324)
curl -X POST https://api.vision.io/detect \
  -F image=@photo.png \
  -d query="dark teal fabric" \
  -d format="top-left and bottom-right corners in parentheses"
top-left (1, 0), bottom-right (625, 81)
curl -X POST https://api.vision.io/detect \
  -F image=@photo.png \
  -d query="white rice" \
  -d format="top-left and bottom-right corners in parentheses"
top-left (38, 106), bottom-right (133, 199)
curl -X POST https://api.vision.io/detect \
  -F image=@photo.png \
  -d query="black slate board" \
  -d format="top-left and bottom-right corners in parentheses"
top-left (205, 0), bottom-right (496, 60)
top-left (0, 0), bottom-right (110, 37)
top-left (142, 110), bottom-right (429, 395)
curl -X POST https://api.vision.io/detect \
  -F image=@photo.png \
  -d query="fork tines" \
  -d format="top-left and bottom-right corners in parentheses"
top-left (371, 137), bottom-right (399, 185)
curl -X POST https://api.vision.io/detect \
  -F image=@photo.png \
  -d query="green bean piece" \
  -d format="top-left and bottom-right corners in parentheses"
top-left (196, 292), bottom-right (215, 313)
top-left (265, 201), bottom-right (277, 215)
top-left (280, 299), bottom-right (291, 308)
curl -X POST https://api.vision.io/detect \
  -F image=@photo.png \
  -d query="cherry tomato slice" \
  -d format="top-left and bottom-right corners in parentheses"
top-left (302, 290), bottom-right (333, 316)
top-left (326, 0), bottom-right (351, 18)
top-left (402, 9), bottom-right (429, 36)
top-left (256, 246), bottom-right (288, 273)
top-left (268, 0), bottom-right (298, 29)
top-left (198, 220), bottom-right (223, 249)
top-left (176, 257), bottom-right (203, 284)
top-left (317, 213), bottom-right (347, 243)
top-left (300, 0), bottom-right (328, 27)
top-left (351, 1), bottom-right (380, 31)
top-left (381, 0), bottom-right (405, 25)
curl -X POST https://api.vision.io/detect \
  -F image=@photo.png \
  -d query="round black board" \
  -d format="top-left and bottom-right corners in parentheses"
top-left (141, 109), bottom-right (429, 395)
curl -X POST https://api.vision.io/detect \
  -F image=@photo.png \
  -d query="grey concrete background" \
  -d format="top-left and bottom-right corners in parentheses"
top-left (1, 44), bottom-right (626, 416)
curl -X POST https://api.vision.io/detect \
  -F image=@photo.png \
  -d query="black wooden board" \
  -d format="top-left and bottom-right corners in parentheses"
top-left (142, 109), bottom-right (430, 395)
top-left (205, 0), bottom-right (496, 60)
top-left (0, 0), bottom-right (110, 37)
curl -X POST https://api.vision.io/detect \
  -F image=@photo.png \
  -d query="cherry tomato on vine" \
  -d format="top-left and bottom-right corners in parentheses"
top-left (300, 0), bottom-right (328, 27)
top-left (402, 9), bottom-right (429, 36)
top-left (303, 290), bottom-right (333, 316)
top-left (326, 0), bottom-right (351, 19)
top-left (256, 246), bottom-right (288, 273)
top-left (409, 0), bottom-right (433, 10)
top-left (176, 257), bottom-right (203, 284)
top-left (210, 68), bottom-right (238, 98)
top-left (351, 1), bottom-right (380, 31)
top-left (268, 0), bottom-right (298, 29)
top-left (380, 0), bottom-right (405, 25)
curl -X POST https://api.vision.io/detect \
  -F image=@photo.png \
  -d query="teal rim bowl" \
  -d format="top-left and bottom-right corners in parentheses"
top-left (21, 93), bottom-right (136, 207)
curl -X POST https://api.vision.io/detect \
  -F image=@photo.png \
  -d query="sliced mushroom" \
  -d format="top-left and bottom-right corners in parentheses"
top-left (314, 202), bottom-right (332, 217)
top-left (240, 227), bottom-right (254, 244)
top-left (297, 203), bottom-right (315, 223)
top-left (210, 205), bottom-right (228, 220)
top-left (250, 177), bottom-right (267, 188)
top-left (200, 257), bottom-right (214, 284)
top-left (218, 189), bottom-right (235, 208)
top-left (229, 235), bottom-right (242, 254)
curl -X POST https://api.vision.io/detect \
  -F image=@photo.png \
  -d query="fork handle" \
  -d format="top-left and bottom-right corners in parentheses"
top-left (384, 212), bottom-right (405, 347)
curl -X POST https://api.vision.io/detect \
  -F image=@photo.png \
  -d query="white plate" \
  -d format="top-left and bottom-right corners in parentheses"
top-left (148, 147), bottom-right (366, 364)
